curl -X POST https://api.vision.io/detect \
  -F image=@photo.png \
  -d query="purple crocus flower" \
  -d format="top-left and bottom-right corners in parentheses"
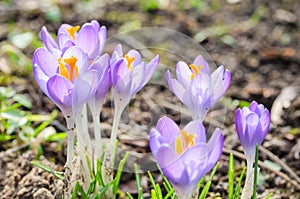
top-left (166, 55), bottom-right (231, 121)
top-left (150, 116), bottom-right (224, 198)
top-left (110, 44), bottom-right (159, 113)
top-left (41, 20), bottom-right (107, 60)
top-left (235, 101), bottom-right (270, 167)
top-left (88, 53), bottom-right (111, 113)
top-left (33, 46), bottom-right (101, 120)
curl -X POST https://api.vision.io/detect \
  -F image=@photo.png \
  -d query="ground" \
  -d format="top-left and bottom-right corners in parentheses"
top-left (0, 0), bottom-right (299, 198)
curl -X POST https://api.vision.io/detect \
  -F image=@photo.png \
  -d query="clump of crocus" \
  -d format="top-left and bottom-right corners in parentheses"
top-left (33, 46), bottom-right (101, 168)
top-left (41, 20), bottom-right (106, 60)
top-left (150, 116), bottom-right (224, 199)
top-left (235, 101), bottom-right (270, 199)
top-left (166, 55), bottom-right (231, 121)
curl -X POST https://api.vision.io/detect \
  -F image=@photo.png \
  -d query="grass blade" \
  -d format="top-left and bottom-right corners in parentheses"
top-left (135, 164), bottom-right (144, 199)
top-left (31, 161), bottom-right (64, 180)
top-left (252, 144), bottom-right (259, 199)
top-left (113, 151), bottom-right (129, 194)
top-left (199, 162), bottom-right (219, 199)
top-left (228, 153), bottom-right (235, 199)
top-left (234, 166), bottom-right (246, 199)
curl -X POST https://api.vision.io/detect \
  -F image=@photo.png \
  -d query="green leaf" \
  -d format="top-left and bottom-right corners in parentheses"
top-left (46, 132), bottom-right (67, 142)
top-left (113, 152), bottom-right (129, 194)
top-left (199, 162), bottom-right (219, 199)
top-left (234, 166), bottom-right (246, 199)
top-left (92, 180), bottom-right (115, 199)
top-left (135, 164), bottom-right (144, 199)
top-left (33, 110), bottom-right (58, 137)
top-left (228, 153), bottom-right (235, 199)
top-left (126, 192), bottom-right (135, 199)
top-left (31, 161), bottom-right (64, 180)
top-left (252, 144), bottom-right (259, 199)
top-left (0, 134), bottom-right (16, 141)
top-left (95, 150), bottom-right (106, 187)
top-left (0, 86), bottom-right (16, 98)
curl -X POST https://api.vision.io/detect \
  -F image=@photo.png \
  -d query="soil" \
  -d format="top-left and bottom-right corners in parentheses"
top-left (0, 0), bottom-right (299, 198)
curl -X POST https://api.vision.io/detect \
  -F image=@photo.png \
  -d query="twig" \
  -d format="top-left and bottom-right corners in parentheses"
top-left (260, 146), bottom-right (300, 184)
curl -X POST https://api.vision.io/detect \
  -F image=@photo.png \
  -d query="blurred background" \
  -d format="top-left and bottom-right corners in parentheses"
top-left (0, 0), bottom-right (299, 198)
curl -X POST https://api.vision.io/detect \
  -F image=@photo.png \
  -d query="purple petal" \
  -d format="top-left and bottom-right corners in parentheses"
top-left (192, 55), bottom-right (210, 74)
top-left (77, 25), bottom-right (100, 60)
top-left (211, 66), bottom-right (231, 104)
top-left (33, 64), bottom-right (50, 96)
top-left (47, 75), bottom-right (74, 117)
top-left (111, 44), bottom-right (123, 64)
top-left (176, 61), bottom-right (191, 89)
top-left (58, 24), bottom-right (72, 35)
top-left (57, 33), bottom-right (74, 51)
top-left (235, 109), bottom-right (246, 141)
top-left (62, 46), bottom-right (90, 73)
top-left (260, 109), bottom-right (270, 132)
top-left (90, 20), bottom-right (100, 31)
top-left (166, 71), bottom-right (186, 102)
top-left (40, 26), bottom-right (58, 52)
top-left (33, 48), bottom-right (58, 76)
top-left (72, 70), bottom-right (100, 117)
top-left (156, 116), bottom-right (180, 145)
top-left (249, 101), bottom-right (259, 112)
top-left (144, 55), bottom-right (159, 85)
top-left (131, 63), bottom-right (146, 95)
top-left (245, 113), bottom-right (259, 147)
top-left (156, 145), bottom-right (183, 179)
top-left (183, 120), bottom-right (206, 143)
top-left (127, 50), bottom-right (141, 66)
top-left (149, 128), bottom-right (163, 157)
top-left (98, 26), bottom-right (107, 54)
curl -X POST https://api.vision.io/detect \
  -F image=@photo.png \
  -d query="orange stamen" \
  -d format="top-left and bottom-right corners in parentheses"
top-left (189, 64), bottom-right (203, 80)
top-left (125, 54), bottom-right (135, 71)
top-left (175, 130), bottom-right (196, 155)
top-left (66, 25), bottom-right (80, 40)
top-left (58, 56), bottom-right (79, 82)
top-left (64, 56), bottom-right (78, 82)
top-left (59, 62), bottom-right (70, 80)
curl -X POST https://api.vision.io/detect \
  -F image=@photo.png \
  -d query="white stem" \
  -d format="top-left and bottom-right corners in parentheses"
top-left (241, 160), bottom-right (254, 199)
top-left (66, 116), bottom-right (75, 169)
top-left (75, 104), bottom-right (92, 191)
top-left (92, 108), bottom-right (102, 161)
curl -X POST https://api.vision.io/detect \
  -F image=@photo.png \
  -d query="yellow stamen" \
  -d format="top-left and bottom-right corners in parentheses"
top-left (59, 62), bottom-right (70, 80)
top-left (125, 54), bottom-right (135, 71)
top-left (175, 130), bottom-right (197, 155)
top-left (175, 136), bottom-right (184, 155)
top-left (189, 64), bottom-right (203, 80)
top-left (66, 25), bottom-right (80, 40)
top-left (58, 56), bottom-right (79, 82)
top-left (64, 56), bottom-right (78, 82)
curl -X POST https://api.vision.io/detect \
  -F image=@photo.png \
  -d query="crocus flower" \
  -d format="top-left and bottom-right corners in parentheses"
top-left (235, 101), bottom-right (270, 167)
top-left (150, 116), bottom-right (224, 198)
top-left (33, 46), bottom-right (101, 120)
top-left (110, 44), bottom-right (159, 109)
top-left (41, 20), bottom-right (107, 60)
top-left (166, 55), bottom-right (231, 121)
top-left (88, 53), bottom-right (111, 114)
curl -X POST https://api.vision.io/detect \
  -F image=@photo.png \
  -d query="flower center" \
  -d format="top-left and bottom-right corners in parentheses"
top-left (66, 25), bottom-right (80, 40)
top-left (175, 130), bottom-right (196, 155)
top-left (59, 56), bottom-right (79, 82)
top-left (190, 64), bottom-right (203, 80)
top-left (125, 54), bottom-right (135, 71)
